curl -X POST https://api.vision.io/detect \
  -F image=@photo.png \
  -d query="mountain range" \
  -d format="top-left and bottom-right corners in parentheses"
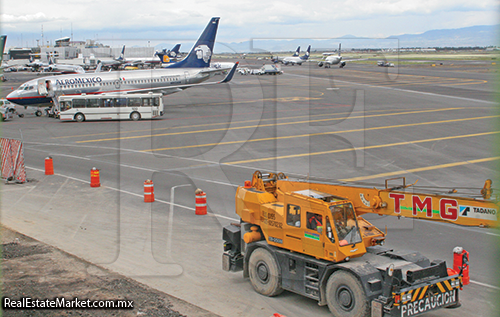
top-left (158, 24), bottom-right (499, 53)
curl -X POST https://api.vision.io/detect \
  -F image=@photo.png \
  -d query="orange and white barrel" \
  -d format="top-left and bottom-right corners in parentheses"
top-left (195, 188), bottom-right (207, 215)
top-left (144, 179), bottom-right (155, 203)
top-left (90, 167), bottom-right (100, 187)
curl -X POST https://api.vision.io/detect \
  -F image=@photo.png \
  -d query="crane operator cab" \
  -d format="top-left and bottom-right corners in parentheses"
top-left (279, 189), bottom-right (384, 263)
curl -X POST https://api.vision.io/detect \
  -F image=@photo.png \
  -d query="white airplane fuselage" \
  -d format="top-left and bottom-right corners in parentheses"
top-left (282, 56), bottom-right (306, 65)
top-left (6, 68), bottom-right (211, 106)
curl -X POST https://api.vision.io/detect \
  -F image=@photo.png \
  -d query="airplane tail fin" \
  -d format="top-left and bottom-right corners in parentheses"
top-left (0, 35), bottom-right (6, 63)
top-left (169, 44), bottom-right (181, 58)
top-left (117, 45), bottom-right (125, 61)
top-left (302, 45), bottom-right (311, 60)
top-left (95, 62), bottom-right (103, 73)
top-left (293, 46), bottom-right (300, 56)
top-left (338, 43), bottom-right (341, 57)
top-left (166, 17), bottom-right (219, 68)
top-left (47, 52), bottom-right (54, 65)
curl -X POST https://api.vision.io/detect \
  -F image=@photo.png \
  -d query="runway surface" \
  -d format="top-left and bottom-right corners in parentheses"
top-left (1, 61), bottom-right (499, 316)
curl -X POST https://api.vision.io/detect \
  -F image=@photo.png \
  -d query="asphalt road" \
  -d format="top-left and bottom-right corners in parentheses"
top-left (1, 60), bottom-right (499, 317)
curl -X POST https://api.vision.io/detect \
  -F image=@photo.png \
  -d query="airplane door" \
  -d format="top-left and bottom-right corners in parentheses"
top-left (184, 71), bottom-right (189, 84)
top-left (37, 79), bottom-right (48, 95)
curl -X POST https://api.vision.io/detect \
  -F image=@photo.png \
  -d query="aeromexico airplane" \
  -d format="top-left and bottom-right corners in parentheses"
top-left (6, 17), bottom-right (237, 108)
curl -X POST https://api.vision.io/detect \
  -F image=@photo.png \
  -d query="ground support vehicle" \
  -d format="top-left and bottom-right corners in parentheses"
top-left (223, 171), bottom-right (496, 316)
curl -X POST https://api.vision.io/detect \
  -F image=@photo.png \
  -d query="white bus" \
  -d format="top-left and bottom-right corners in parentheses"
top-left (58, 93), bottom-right (164, 122)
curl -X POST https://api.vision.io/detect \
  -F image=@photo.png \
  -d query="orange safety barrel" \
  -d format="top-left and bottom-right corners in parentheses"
top-left (45, 157), bottom-right (54, 175)
top-left (195, 188), bottom-right (207, 215)
top-left (90, 167), bottom-right (100, 188)
top-left (144, 179), bottom-right (155, 203)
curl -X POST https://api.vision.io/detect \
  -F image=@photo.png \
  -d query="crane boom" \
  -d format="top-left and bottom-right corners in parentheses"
top-left (275, 176), bottom-right (498, 228)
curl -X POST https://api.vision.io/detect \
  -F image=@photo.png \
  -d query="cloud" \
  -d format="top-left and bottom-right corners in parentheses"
top-left (1, 12), bottom-right (57, 23)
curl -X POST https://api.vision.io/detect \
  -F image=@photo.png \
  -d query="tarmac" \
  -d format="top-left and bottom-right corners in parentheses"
top-left (1, 59), bottom-right (499, 316)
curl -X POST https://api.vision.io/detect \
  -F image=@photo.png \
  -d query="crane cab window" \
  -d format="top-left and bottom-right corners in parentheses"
top-left (331, 203), bottom-right (362, 246)
top-left (286, 204), bottom-right (301, 227)
top-left (306, 212), bottom-right (323, 232)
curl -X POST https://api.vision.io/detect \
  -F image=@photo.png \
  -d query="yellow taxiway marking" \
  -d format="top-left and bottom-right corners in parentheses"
top-left (339, 157), bottom-right (500, 182)
top-left (76, 108), bottom-right (463, 143)
top-left (58, 108), bottom-right (397, 140)
top-left (144, 115), bottom-right (500, 152)
top-left (224, 131), bottom-right (500, 165)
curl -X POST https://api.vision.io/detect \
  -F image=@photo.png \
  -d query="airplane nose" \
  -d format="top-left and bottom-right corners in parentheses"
top-left (6, 90), bottom-right (18, 101)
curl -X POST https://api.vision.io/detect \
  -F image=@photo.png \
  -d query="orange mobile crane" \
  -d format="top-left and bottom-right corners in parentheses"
top-left (222, 171), bottom-right (498, 317)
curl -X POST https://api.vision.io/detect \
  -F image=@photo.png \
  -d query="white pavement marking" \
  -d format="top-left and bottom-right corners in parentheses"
top-left (470, 280), bottom-right (500, 290)
top-left (285, 73), bottom-right (497, 105)
top-left (25, 143), bottom-right (243, 187)
top-left (26, 166), bottom-right (240, 223)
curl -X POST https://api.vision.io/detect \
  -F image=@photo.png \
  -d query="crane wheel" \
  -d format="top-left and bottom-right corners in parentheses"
top-left (326, 271), bottom-right (369, 317)
top-left (248, 248), bottom-right (283, 297)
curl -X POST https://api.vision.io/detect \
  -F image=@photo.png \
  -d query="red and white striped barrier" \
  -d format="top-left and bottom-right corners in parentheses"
top-left (195, 189), bottom-right (207, 215)
top-left (144, 179), bottom-right (155, 203)
top-left (0, 138), bottom-right (26, 183)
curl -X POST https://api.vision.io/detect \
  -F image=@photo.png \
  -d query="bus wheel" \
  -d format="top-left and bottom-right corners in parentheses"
top-left (326, 271), bottom-right (369, 317)
top-left (130, 112), bottom-right (141, 121)
top-left (75, 113), bottom-right (85, 122)
top-left (248, 248), bottom-right (283, 297)
top-left (35, 110), bottom-right (42, 117)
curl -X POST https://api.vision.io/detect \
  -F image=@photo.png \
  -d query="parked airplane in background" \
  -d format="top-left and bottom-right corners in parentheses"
top-left (96, 45), bottom-right (126, 69)
top-left (6, 17), bottom-right (237, 112)
top-left (271, 46), bottom-right (302, 64)
top-left (26, 55), bottom-right (50, 72)
top-left (318, 43), bottom-right (346, 68)
top-left (42, 53), bottom-right (85, 74)
top-left (281, 45), bottom-right (311, 65)
top-left (156, 44), bottom-right (182, 64)
top-left (123, 44), bottom-right (182, 69)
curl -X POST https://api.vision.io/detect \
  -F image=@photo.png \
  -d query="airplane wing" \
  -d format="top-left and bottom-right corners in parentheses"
top-left (111, 62), bottom-right (239, 95)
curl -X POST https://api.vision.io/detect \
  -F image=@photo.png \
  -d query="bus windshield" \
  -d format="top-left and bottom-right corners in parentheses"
top-left (330, 203), bottom-right (362, 246)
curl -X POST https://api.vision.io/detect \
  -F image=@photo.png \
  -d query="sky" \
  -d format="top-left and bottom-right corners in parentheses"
top-left (1, 0), bottom-right (498, 49)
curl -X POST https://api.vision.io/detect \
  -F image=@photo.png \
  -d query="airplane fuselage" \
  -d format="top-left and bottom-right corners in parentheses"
top-left (6, 68), bottom-right (211, 106)
top-left (282, 56), bottom-right (306, 65)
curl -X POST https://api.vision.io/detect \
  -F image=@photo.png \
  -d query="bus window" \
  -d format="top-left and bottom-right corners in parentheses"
top-left (115, 98), bottom-right (127, 107)
top-left (103, 99), bottom-right (114, 107)
top-left (153, 97), bottom-right (160, 107)
top-left (87, 98), bottom-right (101, 108)
top-left (73, 99), bottom-right (86, 108)
top-left (142, 98), bottom-right (151, 107)
top-left (60, 101), bottom-right (71, 111)
top-left (128, 98), bottom-right (141, 107)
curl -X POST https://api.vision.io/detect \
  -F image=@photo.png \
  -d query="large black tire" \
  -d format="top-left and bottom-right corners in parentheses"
top-left (248, 248), bottom-right (283, 297)
top-left (75, 113), bottom-right (85, 122)
top-left (326, 271), bottom-right (369, 317)
top-left (35, 110), bottom-right (42, 117)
